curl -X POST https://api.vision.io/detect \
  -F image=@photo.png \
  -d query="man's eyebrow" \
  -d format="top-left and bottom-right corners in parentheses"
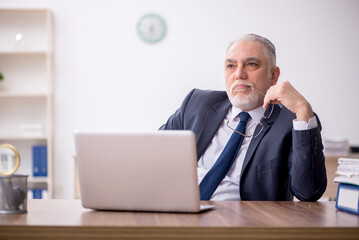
top-left (225, 59), bottom-right (237, 63)
top-left (225, 57), bottom-right (261, 63)
top-left (245, 57), bottom-right (261, 63)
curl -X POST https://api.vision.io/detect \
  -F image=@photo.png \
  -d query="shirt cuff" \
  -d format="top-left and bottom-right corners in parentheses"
top-left (293, 116), bottom-right (318, 130)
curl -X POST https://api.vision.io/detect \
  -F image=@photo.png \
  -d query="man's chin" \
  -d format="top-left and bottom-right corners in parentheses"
top-left (229, 95), bottom-right (262, 111)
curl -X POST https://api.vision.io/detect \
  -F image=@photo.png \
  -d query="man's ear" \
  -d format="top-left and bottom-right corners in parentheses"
top-left (271, 66), bottom-right (280, 86)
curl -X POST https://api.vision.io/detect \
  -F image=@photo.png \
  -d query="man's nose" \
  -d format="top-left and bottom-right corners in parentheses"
top-left (235, 66), bottom-right (247, 80)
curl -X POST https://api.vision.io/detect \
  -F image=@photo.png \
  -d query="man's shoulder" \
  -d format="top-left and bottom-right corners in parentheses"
top-left (183, 88), bottom-right (230, 113)
top-left (189, 88), bottom-right (228, 102)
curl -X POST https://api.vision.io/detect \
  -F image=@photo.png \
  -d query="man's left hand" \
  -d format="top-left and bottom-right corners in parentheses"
top-left (263, 81), bottom-right (314, 122)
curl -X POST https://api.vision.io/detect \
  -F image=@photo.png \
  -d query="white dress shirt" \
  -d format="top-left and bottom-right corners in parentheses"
top-left (197, 105), bottom-right (318, 201)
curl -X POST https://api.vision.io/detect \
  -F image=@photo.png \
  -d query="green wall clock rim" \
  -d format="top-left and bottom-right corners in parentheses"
top-left (137, 13), bottom-right (167, 43)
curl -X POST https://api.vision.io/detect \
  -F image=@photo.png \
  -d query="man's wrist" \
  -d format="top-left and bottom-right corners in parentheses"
top-left (295, 102), bottom-right (314, 122)
top-left (293, 116), bottom-right (318, 130)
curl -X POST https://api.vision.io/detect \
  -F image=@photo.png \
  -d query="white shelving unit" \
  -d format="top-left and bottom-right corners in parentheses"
top-left (0, 9), bottom-right (53, 198)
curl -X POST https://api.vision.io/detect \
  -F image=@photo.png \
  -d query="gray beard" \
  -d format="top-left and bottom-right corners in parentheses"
top-left (228, 89), bottom-right (263, 111)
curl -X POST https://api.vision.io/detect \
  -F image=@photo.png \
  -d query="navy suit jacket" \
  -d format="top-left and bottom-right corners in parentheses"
top-left (160, 89), bottom-right (327, 201)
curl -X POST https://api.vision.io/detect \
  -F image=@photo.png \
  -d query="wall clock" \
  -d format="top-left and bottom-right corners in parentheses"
top-left (137, 14), bottom-right (166, 43)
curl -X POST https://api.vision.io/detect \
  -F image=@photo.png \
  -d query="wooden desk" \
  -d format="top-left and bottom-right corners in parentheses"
top-left (0, 199), bottom-right (358, 239)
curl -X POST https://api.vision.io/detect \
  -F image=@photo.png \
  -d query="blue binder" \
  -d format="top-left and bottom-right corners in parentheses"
top-left (32, 145), bottom-right (47, 177)
top-left (32, 146), bottom-right (40, 177)
top-left (32, 189), bottom-right (42, 199)
top-left (336, 183), bottom-right (359, 215)
top-left (40, 146), bottom-right (47, 177)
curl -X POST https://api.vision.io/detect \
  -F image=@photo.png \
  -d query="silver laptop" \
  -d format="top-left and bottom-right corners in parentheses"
top-left (74, 130), bottom-right (215, 213)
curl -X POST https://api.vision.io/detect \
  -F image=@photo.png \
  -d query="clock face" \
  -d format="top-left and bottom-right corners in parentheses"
top-left (137, 14), bottom-right (166, 43)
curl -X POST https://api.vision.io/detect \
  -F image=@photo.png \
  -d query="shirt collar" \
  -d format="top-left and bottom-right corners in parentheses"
top-left (230, 105), bottom-right (265, 124)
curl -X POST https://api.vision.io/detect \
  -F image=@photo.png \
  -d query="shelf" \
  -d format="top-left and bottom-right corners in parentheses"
top-left (28, 176), bottom-right (49, 183)
top-left (0, 92), bottom-right (48, 98)
top-left (0, 135), bottom-right (47, 141)
top-left (0, 9), bottom-right (50, 52)
top-left (0, 50), bottom-right (47, 55)
top-left (0, 9), bottom-right (50, 12)
top-left (0, 54), bottom-right (48, 93)
top-left (28, 177), bottom-right (48, 190)
top-left (0, 8), bottom-right (53, 198)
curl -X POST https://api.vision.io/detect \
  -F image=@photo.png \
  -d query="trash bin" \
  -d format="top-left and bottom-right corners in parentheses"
top-left (0, 174), bottom-right (28, 214)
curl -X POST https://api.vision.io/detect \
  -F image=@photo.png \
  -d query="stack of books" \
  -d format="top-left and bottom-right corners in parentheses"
top-left (334, 158), bottom-right (359, 215)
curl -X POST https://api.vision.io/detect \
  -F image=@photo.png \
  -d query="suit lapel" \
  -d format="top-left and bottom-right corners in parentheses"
top-left (240, 104), bottom-right (281, 175)
top-left (196, 100), bottom-right (231, 159)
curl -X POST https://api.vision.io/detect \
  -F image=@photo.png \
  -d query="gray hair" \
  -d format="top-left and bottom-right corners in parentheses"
top-left (227, 33), bottom-right (276, 68)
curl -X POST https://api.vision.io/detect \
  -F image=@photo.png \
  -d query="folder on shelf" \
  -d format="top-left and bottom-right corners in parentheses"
top-left (32, 189), bottom-right (42, 199)
top-left (32, 145), bottom-right (47, 177)
top-left (29, 188), bottom-right (48, 199)
top-left (32, 146), bottom-right (40, 177)
top-left (40, 146), bottom-right (47, 177)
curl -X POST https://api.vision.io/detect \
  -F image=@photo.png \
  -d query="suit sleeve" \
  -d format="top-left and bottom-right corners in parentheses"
top-left (289, 116), bottom-right (327, 201)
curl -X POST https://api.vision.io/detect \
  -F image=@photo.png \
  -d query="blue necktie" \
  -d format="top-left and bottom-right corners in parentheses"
top-left (199, 111), bottom-right (250, 200)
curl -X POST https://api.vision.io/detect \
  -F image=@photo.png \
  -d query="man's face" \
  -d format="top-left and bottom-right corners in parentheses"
top-left (225, 40), bottom-right (276, 111)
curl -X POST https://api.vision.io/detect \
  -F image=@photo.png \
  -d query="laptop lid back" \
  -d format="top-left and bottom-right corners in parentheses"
top-left (75, 130), bottom-right (201, 212)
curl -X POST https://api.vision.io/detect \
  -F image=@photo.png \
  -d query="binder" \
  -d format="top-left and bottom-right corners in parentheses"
top-left (32, 145), bottom-right (47, 177)
top-left (40, 146), bottom-right (47, 177)
top-left (336, 183), bottom-right (359, 215)
top-left (29, 188), bottom-right (48, 199)
top-left (32, 146), bottom-right (40, 177)
top-left (32, 189), bottom-right (42, 199)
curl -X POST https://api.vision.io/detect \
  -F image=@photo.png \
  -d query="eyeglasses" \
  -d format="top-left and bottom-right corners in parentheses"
top-left (226, 103), bottom-right (274, 139)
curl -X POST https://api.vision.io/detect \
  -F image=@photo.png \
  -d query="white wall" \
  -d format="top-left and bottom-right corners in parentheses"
top-left (1, 0), bottom-right (359, 198)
